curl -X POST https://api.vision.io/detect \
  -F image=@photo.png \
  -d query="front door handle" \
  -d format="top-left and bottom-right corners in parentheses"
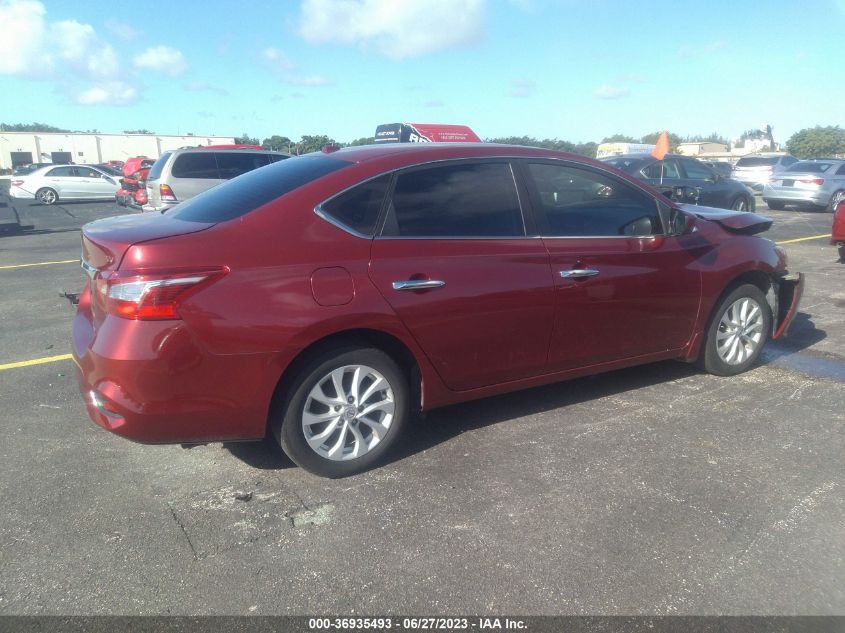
top-left (392, 279), bottom-right (446, 291)
top-left (559, 269), bottom-right (599, 279)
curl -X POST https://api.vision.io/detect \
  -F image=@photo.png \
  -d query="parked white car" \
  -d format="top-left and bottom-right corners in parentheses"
top-left (9, 165), bottom-right (120, 205)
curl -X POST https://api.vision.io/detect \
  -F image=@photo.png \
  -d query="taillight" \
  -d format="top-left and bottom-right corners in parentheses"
top-left (798, 178), bottom-right (824, 186)
top-left (11, 180), bottom-right (24, 186)
top-left (159, 184), bottom-right (177, 202)
top-left (93, 268), bottom-right (227, 320)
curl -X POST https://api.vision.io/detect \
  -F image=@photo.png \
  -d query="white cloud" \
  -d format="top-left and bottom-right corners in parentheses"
top-left (74, 81), bottom-right (138, 106)
top-left (133, 45), bottom-right (187, 76)
top-left (261, 47), bottom-right (297, 71)
top-left (298, 0), bottom-right (484, 59)
top-left (509, 78), bottom-right (535, 98)
top-left (0, 0), bottom-right (50, 74)
top-left (183, 80), bottom-right (229, 96)
top-left (594, 85), bottom-right (630, 100)
top-left (104, 18), bottom-right (140, 41)
top-left (285, 74), bottom-right (333, 86)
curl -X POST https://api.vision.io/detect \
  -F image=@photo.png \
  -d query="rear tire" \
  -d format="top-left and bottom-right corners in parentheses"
top-left (765, 200), bottom-right (784, 210)
top-left (36, 187), bottom-right (57, 205)
top-left (838, 245), bottom-right (845, 262)
top-left (272, 345), bottom-right (409, 478)
top-left (698, 284), bottom-right (771, 376)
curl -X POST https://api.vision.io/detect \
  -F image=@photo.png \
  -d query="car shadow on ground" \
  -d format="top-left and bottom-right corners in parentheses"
top-left (223, 359), bottom-right (702, 473)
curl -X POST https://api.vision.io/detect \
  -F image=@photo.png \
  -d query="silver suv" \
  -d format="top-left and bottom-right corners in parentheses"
top-left (762, 159), bottom-right (845, 211)
top-left (144, 147), bottom-right (288, 212)
top-left (731, 153), bottom-right (798, 192)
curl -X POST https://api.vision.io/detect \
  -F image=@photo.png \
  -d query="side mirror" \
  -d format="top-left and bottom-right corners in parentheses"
top-left (105, 177), bottom-right (116, 185)
top-left (668, 209), bottom-right (696, 235)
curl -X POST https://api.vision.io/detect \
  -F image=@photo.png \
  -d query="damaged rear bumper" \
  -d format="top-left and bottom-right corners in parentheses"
top-left (772, 272), bottom-right (804, 340)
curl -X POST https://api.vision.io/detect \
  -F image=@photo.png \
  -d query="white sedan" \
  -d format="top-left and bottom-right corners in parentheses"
top-left (10, 164), bottom-right (120, 205)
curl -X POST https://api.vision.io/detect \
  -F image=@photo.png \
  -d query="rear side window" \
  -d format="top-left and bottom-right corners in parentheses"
top-left (171, 152), bottom-right (220, 179)
top-left (382, 162), bottom-right (524, 237)
top-left (642, 159), bottom-right (681, 179)
top-left (167, 154), bottom-right (351, 223)
top-left (216, 152), bottom-right (270, 179)
top-left (836, 164), bottom-right (845, 176)
top-left (147, 152), bottom-right (172, 180)
top-left (736, 156), bottom-right (778, 167)
top-left (786, 162), bottom-right (832, 173)
top-left (527, 162), bottom-right (662, 237)
top-left (320, 174), bottom-right (390, 236)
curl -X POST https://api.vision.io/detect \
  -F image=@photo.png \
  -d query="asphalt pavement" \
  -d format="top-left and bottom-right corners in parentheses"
top-left (0, 190), bottom-right (842, 615)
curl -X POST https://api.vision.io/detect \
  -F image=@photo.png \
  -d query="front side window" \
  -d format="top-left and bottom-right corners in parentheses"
top-left (382, 162), bottom-right (524, 237)
top-left (527, 162), bottom-right (662, 237)
top-left (171, 152), bottom-right (220, 179)
top-left (680, 159), bottom-right (714, 181)
top-left (320, 174), bottom-right (390, 236)
top-left (46, 166), bottom-right (75, 177)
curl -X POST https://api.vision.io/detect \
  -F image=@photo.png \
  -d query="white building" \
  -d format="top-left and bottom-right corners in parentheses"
top-left (0, 131), bottom-right (236, 170)
top-left (677, 142), bottom-right (728, 156)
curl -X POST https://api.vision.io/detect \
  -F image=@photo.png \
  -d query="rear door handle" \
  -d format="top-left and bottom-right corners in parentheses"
top-left (559, 269), bottom-right (600, 279)
top-left (392, 279), bottom-right (446, 291)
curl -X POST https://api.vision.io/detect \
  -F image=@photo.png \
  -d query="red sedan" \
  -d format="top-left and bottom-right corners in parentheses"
top-left (833, 199), bottom-right (845, 261)
top-left (72, 144), bottom-right (803, 477)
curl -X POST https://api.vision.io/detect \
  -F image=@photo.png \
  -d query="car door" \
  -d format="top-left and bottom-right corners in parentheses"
top-left (77, 167), bottom-right (118, 198)
top-left (677, 157), bottom-right (733, 208)
top-left (521, 160), bottom-right (702, 371)
top-left (43, 165), bottom-right (80, 198)
top-left (368, 160), bottom-right (555, 391)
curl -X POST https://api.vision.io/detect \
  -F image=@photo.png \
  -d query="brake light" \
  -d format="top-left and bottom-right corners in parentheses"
top-left (93, 268), bottom-right (227, 320)
top-left (11, 180), bottom-right (23, 186)
top-left (798, 178), bottom-right (824, 185)
top-left (159, 184), bottom-right (177, 202)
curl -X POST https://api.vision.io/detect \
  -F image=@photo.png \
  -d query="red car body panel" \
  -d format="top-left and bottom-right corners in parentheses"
top-left (832, 200), bottom-right (845, 245)
top-left (72, 143), bottom-right (801, 444)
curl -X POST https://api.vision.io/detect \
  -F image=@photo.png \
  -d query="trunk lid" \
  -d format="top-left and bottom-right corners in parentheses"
top-left (81, 213), bottom-right (214, 275)
top-left (680, 203), bottom-right (773, 235)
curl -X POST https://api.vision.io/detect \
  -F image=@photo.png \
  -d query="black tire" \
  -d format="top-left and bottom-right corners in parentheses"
top-left (730, 196), bottom-right (750, 212)
top-left (36, 187), bottom-right (58, 205)
top-left (697, 283), bottom-right (772, 377)
top-left (828, 190), bottom-right (844, 213)
top-left (765, 200), bottom-right (785, 210)
top-left (838, 245), bottom-right (845, 262)
top-left (272, 345), bottom-right (409, 478)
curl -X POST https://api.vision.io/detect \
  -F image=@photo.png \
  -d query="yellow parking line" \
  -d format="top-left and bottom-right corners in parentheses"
top-left (776, 233), bottom-right (831, 245)
top-left (0, 353), bottom-right (73, 371)
top-left (0, 259), bottom-right (78, 270)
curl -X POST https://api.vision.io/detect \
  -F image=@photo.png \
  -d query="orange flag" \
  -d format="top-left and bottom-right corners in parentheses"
top-left (651, 130), bottom-right (670, 160)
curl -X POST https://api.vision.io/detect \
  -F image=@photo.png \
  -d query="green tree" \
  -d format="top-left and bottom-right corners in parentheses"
top-left (123, 129), bottom-right (155, 134)
top-left (262, 135), bottom-right (292, 152)
top-left (601, 134), bottom-right (638, 143)
top-left (684, 132), bottom-right (729, 146)
top-left (234, 132), bottom-right (260, 145)
top-left (346, 137), bottom-right (375, 146)
top-left (0, 122), bottom-right (71, 132)
top-left (292, 135), bottom-right (338, 155)
top-left (640, 130), bottom-right (683, 150)
top-left (786, 126), bottom-right (845, 159)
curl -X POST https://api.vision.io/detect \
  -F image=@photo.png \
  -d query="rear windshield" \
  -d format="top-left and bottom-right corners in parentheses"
top-left (735, 156), bottom-right (778, 167)
top-left (166, 153), bottom-right (351, 223)
top-left (147, 152), bottom-right (172, 180)
top-left (786, 161), bottom-right (834, 173)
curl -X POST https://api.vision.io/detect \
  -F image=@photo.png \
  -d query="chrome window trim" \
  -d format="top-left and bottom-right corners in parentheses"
top-left (312, 154), bottom-right (673, 241)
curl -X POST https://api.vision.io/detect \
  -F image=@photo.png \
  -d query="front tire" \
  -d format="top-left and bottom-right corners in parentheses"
top-left (273, 346), bottom-right (409, 478)
top-left (828, 189), bottom-right (844, 212)
top-left (730, 196), bottom-right (750, 212)
top-left (36, 187), bottom-right (58, 205)
top-left (698, 284), bottom-right (771, 376)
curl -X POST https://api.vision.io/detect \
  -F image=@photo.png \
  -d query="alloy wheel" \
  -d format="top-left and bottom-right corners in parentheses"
top-left (716, 297), bottom-right (765, 365)
top-left (301, 364), bottom-right (395, 461)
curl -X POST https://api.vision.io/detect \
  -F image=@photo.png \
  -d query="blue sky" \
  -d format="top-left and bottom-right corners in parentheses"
top-left (1, 0), bottom-right (843, 144)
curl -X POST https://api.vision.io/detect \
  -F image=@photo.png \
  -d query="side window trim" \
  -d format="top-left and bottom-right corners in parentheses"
top-left (376, 158), bottom-right (528, 239)
top-left (522, 158), bottom-right (668, 238)
top-left (313, 172), bottom-right (394, 239)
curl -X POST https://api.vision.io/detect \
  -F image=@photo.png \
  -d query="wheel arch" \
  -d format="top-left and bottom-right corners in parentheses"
top-left (267, 327), bottom-right (424, 434)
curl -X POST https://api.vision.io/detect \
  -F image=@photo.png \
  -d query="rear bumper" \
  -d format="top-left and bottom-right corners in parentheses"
top-left (772, 272), bottom-right (804, 340)
top-left (72, 291), bottom-right (274, 443)
top-left (762, 186), bottom-right (828, 206)
top-left (9, 186), bottom-right (35, 199)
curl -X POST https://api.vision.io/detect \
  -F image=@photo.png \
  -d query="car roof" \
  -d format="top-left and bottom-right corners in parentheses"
top-left (166, 147), bottom-right (286, 156)
top-left (327, 142), bottom-right (586, 165)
